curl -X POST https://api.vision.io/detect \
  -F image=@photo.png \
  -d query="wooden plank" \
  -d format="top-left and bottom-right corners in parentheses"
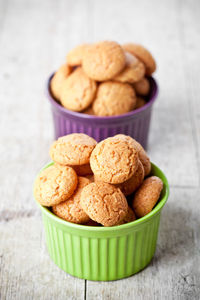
top-left (86, 187), bottom-right (200, 300)
top-left (0, 216), bottom-right (85, 300)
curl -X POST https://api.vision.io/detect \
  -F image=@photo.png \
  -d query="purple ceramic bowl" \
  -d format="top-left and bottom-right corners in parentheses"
top-left (47, 75), bottom-right (158, 149)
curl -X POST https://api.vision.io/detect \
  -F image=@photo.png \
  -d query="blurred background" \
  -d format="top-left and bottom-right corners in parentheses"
top-left (0, 0), bottom-right (199, 299)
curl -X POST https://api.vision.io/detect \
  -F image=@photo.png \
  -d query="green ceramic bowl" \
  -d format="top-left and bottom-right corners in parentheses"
top-left (35, 162), bottom-right (169, 281)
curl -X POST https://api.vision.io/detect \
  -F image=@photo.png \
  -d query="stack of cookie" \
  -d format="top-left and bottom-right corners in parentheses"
top-left (34, 133), bottom-right (163, 227)
top-left (50, 41), bottom-right (156, 116)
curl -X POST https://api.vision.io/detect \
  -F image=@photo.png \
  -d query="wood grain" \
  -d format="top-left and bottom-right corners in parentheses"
top-left (0, 0), bottom-right (199, 299)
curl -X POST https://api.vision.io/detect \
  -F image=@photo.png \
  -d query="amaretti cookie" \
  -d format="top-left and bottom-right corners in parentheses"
top-left (52, 176), bottom-right (91, 224)
top-left (82, 41), bottom-right (126, 81)
top-left (90, 137), bottom-right (139, 184)
top-left (123, 43), bottom-right (156, 75)
top-left (80, 182), bottom-right (128, 226)
top-left (34, 164), bottom-right (78, 207)
top-left (50, 133), bottom-right (97, 166)
top-left (118, 206), bottom-right (136, 224)
top-left (92, 81), bottom-right (136, 116)
top-left (50, 64), bottom-right (71, 100)
top-left (60, 67), bottom-right (97, 112)
top-left (132, 176), bottom-right (163, 217)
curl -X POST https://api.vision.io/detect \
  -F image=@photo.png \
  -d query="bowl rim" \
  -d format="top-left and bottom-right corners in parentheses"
top-left (46, 73), bottom-right (158, 121)
top-left (35, 162), bottom-right (169, 232)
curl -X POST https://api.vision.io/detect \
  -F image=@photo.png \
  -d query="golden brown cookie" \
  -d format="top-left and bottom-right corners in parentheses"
top-left (92, 81), bottom-right (136, 116)
top-left (34, 164), bottom-right (78, 207)
top-left (133, 77), bottom-right (150, 96)
top-left (132, 176), bottom-right (163, 217)
top-left (118, 206), bottom-right (136, 224)
top-left (52, 177), bottom-right (91, 224)
top-left (60, 67), bottom-right (97, 112)
top-left (90, 137), bottom-right (139, 184)
top-left (50, 64), bottom-right (71, 100)
top-left (80, 182), bottom-right (128, 226)
top-left (115, 160), bottom-right (144, 196)
top-left (50, 133), bottom-right (97, 166)
top-left (114, 52), bottom-right (145, 83)
top-left (72, 163), bottom-right (93, 176)
top-left (123, 43), bottom-right (156, 75)
top-left (114, 134), bottom-right (151, 176)
top-left (82, 41), bottom-right (126, 81)
top-left (66, 44), bottom-right (90, 66)
top-left (135, 97), bottom-right (146, 109)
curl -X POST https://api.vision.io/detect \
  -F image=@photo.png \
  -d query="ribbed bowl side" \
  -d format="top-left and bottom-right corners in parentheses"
top-left (51, 106), bottom-right (152, 148)
top-left (42, 212), bottom-right (161, 281)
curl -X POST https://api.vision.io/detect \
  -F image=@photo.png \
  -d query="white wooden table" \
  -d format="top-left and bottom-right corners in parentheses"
top-left (0, 0), bottom-right (200, 299)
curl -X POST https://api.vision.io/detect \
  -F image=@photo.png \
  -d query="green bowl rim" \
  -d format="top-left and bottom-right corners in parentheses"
top-left (35, 162), bottom-right (169, 232)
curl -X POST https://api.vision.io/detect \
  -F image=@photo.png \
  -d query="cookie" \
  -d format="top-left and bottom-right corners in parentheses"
top-left (72, 163), bottom-right (93, 176)
top-left (80, 182), bottom-right (128, 226)
top-left (114, 134), bottom-right (151, 176)
top-left (92, 81), bottom-right (136, 116)
top-left (52, 177), bottom-right (91, 224)
top-left (82, 41), bottom-right (126, 81)
top-left (50, 133), bottom-right (97, 166)
top-left (133, 77), bottom-right (150, 96)
top-left (123, 43), bottom-right (156, 75)
top-left (34, 164), bottom-right (78, 207)
top-left (90, 137), bottom-right (139, 184)
top-left (114, 52), bottom-right (145, 83)
top-left (115, 160), bottom-right (144, 196)
top-left (66, 44), bottom-right (90, 66)
top-left (50, 64), bottom-right (71, 100)
top-left (135, 97), bottom-right (146, 109)
top-left (60, 67), bottom-right (97, 112)
top-left (132, 176), bottom-right (163, 217)
top-left (118, 206), bottom-right (136, 224)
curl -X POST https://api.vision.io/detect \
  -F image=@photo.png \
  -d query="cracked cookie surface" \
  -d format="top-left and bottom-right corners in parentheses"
top-left (80, 182), bottom-right (128, 226)
top-left (82, 41), bottom-right (126, 81)
top-left (60, 67), bottom-right (97, 112)
top-left (50, 64), bottom-right (71, 100)
top-left (34, 164), bottom-right (78, 207)
top-left (90, 137), bottom-right (139, 184)
top-left (50, 133), bottom-right (97, 166)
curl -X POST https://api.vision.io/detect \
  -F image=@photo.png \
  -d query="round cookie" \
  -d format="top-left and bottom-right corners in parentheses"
top-left (123, 43), bottom-right (156, 75)
top-left (132, 176), bottom-right (163, 217)
top-left (133, 77), bottom-right (150, 96)
top-left (80, 182), bottom-right (128, 226)
top-left (135, 97), bottom-right (146, 109)
top-left (34, 164), bottom-right (78, 207)
top-left (115, 160), bottom-right (144, 196)
top-left (90, 137), bottom-right (139, 184)
top-left (82, 41), bottom-right (126, 81)
top-left (66, 44), bottom-right (90, 66)
top-left (72, 163), bottom-right (93, 176)
top-left (60, 67), bottom-right (97, 112)
top-left (114, 134), bottom-right (151, 176)
top-left (50, 64), bottom-right (71, 100)
top-left (92, 81), bottom-right (136, 116)
top-left (114, 52), bottom-right (145, 83)
top-left (50, 133), bottom-right (97, 166)
top-left (118, 206), bottom-right (136, 224)
top-left (52, 177), bottom-right (91, 224)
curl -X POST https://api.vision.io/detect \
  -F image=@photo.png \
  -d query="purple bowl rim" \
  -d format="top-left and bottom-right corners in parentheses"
top-left (46, 73), bottom-right (158, 121)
